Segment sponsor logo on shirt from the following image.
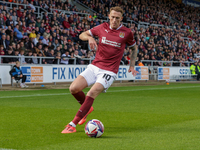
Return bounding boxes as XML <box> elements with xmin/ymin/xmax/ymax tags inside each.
<box><xmin>105</xmin><ymin>29</ymin><xmax>109</xmax><ymax>33</ymax></box>
<box><xmin>119</xmin><ymin>32</ymin><xmax>125</xmax><ymax>38</ymax></box>
<box><xmin>101</xmin><ymin>37</ymin><xmax>121</xmax><ymax>47</ymax></box>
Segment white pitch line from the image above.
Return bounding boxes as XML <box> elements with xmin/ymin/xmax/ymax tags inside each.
<box><xmin>0</xmin><ymin>93</ymin><xmax>70</xmax><ymax>99</ymax></box>
<box><xmin>0</xmin><ymin>85</ymin><xmax>200</xmax><ymax>99</ymax></box>
<box><xmin>108</xmin><ymin>85</ymin><xmax>200</xmax><ymax>93</ymax></box>
<box><xmin>0</xmin><ymin>149</ymin><xmax>16</xmax><ymax>150</ymax></box>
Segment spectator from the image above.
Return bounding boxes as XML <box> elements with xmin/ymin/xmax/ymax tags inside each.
<box><xmin>39</xmin><ymin>23</ymin><xmax>45</xmax><ymax>35</ymax></box>
<box><xmin>54</xmin><ymin>52</ymin><xmax>61</xmax><ymax>64</ymax></box>
<box><xmin>0</xmin><ymin>45</ymin><xmax>5</xmax><ymax>63</ymax></box>
<box><xmin>17</xmin><ymin>6</ymin><xmax>23</xmax><ymax>18</ymax></box>
<box><xmin>34</xmin><ymin>0</ymin><xmax>40</xmax><ymax>6</ymax></box>
<box><xmin>62</xmin><ymin>17</ymin><xmax>70</xmax><ymax>29</ymax></box>
<box><xmin>43</xmin><ymin>46</ymin><xmax>49</xmax><ymax>57</ymax></box>
<box><xmin>45</xmin><ymin>49</ymin><xmax>54</xmax><ymax>64</ymax></box>
<box><xmin>36</xmin><ymin>18</ymin><xmax>41</xmax><ymax>28</ymax></box>
<box><xmin>62</xmin><ymin>44</ymin><xmax>68</xmax><ymax>54</ymax></box>
<box><xmin>137</xmin><ymin>60</ymin><xmax>144</xmax><ymax>66</ymax></box>
<box><xmin>53</xmin><ymin>39</ymin><xmax>60</xmax><ymax>50</ymax></box>
<box><xmin>42</xmin><ymin>34</ymin><xmax>49</xmax><ymax>46</ymax></box>
<box><xmin>0</xmin><ymin>13</ymin><xmax>5</xmax><ymax>28</ymax></box>
<box><xmin>0</xmin><ymin>34</ymin><xmax>6</xmax><ymax>50</ymax></box>
<box><xmin>25</xmin><ymin>50</ymin><xmax>33</xmax><ymax>64</ymax></box>
<box><xmin>74</xmin><ymin>50</ymin><xmax>82</xmax><ymax>64</ymax></box>
<box><xmin>32</xmin><ymin>51</ymin><xmax>38</xmax><ymax>64</ymax></box>
<box><xmin>61</xmin><ymin>50</ymin><xmax>70</xmax><ymax>65</ymax></box>
<box><xmin>12</xmin><ymin>49</ymin><xmax>19</xmax><ymax>62</ymax></box>
<box><xmin>13</xmin><ymin>24</ymin><xmax>23</xmax><ymax>40</ymax></box>
<box><xmin>18</xmin><ymin>49</ymin><xmax>26</xmax><ymax>64</ymax></box>
<box><xmin>55</xmin><ymin>46</ymin><xmax>62</xmax><ymax>55</ymax></box>
<box><xmin>5</xmin><ymin>25</ymin><xmax>12</xmax><ymax>36</ymax></box>
<box><xmin>5</xmin><ymin>35</ymin><xmax>10</xmax><ymax>48</ymax></box>
<box><xmin>29</xmin><ymin>29</ymin><xmax>37</xmax><ymax>39</ymax></box>
<box><xmin>19</xmin><ymin>41</ymin><xmax>27</xmax><ymax>53</ymax></box>
<box><xmin>6</xmin><ymin>15</ymin><xmax>12</xmax><ymax>27</ymax></box>
<box><xmin>3</xmin><ymin>48</ymin><xmax>14</xmax><ymax>63</ymax></box>
<box><xmin>29</xmin><ymin>1</ymin><xmax>36</xmax><ymax>11</ymax></box>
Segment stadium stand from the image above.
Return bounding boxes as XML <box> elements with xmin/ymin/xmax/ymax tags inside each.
<box><xmin>0</xmin><ymin>0</ymin><xmax>199</xmax><ymax>67</ymax></box>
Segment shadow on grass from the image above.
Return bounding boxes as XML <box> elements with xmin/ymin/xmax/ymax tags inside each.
<box><xmin>100</xmin><ymin>135</ymin><xmax>124</xmax><ymax>139</ymax></box>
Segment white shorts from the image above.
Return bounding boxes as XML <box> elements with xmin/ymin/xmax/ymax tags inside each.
<box><xmin>80</xmin><ymin>64</ymin><xmax>117</xmax><ymax>92</ymax></box>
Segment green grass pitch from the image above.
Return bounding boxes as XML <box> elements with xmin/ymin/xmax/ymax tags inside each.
<box><xmin>0</xmin><ymin>83</ymin><xmax>200</xmax><ymax>150</ymax></box>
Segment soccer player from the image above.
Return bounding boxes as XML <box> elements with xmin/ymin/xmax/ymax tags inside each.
<box><xmin>61</xmin><ymin>6</ymin><xmax>138</xmax><ymax>133</ymax></box>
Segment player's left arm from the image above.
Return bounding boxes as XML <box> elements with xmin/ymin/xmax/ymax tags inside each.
<box><xmin>128</xmin><ymin>44</ymin><xmax>138</xmax><ymax>76</ymax></box>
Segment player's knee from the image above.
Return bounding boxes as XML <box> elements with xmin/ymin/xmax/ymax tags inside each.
<box><xmin>69</xmin><ymin>84</ymin><xmax>79</xmax><ymax>94</ymax></box>
<box><xmin>87</xmin><ymin>90</ymin><xmax>99</xmax><ymax>98</ymax></box>
<box><xmin>87</xmin><ymin>88</ymin><xmax>103</xmax><ymax>98</ymax></box>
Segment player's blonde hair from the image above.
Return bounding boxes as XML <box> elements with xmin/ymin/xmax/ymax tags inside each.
<box><xmin>110</xmin><ymin>6</ymin><xmax>124</xmax><ymax>15</ymax></box>
<box><xmin>16</xmin><ymin>61</ymin><xmax>20</xmax><ymax>64</ymax></box>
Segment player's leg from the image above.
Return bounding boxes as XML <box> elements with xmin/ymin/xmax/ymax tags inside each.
<box><xmin>63</xmin><ymin>71</ymin><xmax>116</xmax><ymax>133</ymax></box>
<box><xmin>61</xmin><ymin>66</ymin><xmax>96</xmax><ymax>133</ymax></box>
<box><xmin>86</xmin><ymin>82</ymin><xmax>105</xmax><ymax>98</ymax></box>
<box><xmin>61</xmin><ymin>76</ymin><xmax>89</xmax><ymax>134</ymax></box>
<box><xmin>67</xmin><ymin>83</ymin><xmax>104</xmax><ymax>128</ymax></box>
<box><xmin>69</xmin><ymin>64</ymin><xmax>97</xmax><ymax>104</ymax></box>
<box><xmin>76</xmin><ymin>82</ymin><xmax>104</xmax><ymax>125</ymax></box>
<box><xmin>69</xmin><ymin>75</ymin><xmax>88</xmax><ymax>105</ymax></box>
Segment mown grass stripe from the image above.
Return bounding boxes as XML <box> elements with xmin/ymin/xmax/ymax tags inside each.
<box><xmin>0</xmin><ymin>85</ymin><xmax>200</xmax><ymax>99</ymax></box>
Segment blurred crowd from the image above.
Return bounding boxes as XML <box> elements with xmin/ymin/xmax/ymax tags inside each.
<box><xmin>80</xmin><ymin>0</ymin><xmax>200</xmax><ymax>31</ymax></box>
<box><xmin>0</xmin><ymin>0</ymin><xmax>199</xmax><ymax>66</ymax></box>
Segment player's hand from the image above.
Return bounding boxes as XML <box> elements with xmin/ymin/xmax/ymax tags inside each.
<box><xmin>88</xmin><ymin>37</ymin><xmax>98</xmax><ymax>51</ymax></box>
<box><xmin>20</xmin><ymin>74</ymin><xmax>22</xmax><ymax>77</ymax></box>
<box><xmin>12</xmin><ymin>77</ymin><xmax>14</xmax><ymax>79</ymax></box>
<box><xmin>128</xmin><ymin>67</ymin><xmax>139</xmax><ymax>76</ymax></box>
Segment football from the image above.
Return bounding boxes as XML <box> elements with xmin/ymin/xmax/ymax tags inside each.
<box><xmin>85</xmin><ymin>119</ymin><xmax>104</xmax><ymax>138</ymax></box>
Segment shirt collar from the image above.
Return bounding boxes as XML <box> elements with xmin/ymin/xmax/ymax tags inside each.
<box><xmin>109</xmin><ymin>24</ymin><xmax>122</xmax><ymax>30</ymax></box>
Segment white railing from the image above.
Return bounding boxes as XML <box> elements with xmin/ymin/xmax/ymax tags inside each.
<box><xmin>170</xmin><ymin>74</ymin><xmax>197</xmax><ymax>80</ymax></box>
<box><xmin>0</xmin><ymin>55</ymin><xmax>127</xmax><ymax>66</ymax></box>
<box><xmin>0</xmin><ymin>55</ymin><xmax>195</xmax><ymax>67</ymax></box>
<box><xmin>49</xmin><ymin>8</ymin><xmax>90</xmax><ymax>16</ymax></box>
<box><xmin>0</xmin><ymin>55</ymin><xmax>77</xmax><ymax>65</ymax></box>
<box><xmin>74</xmin><ymin>0</ymin><xmax>97</xmax><ymax>14</ymax></box>
<box><xmin>141</xmin><ymin>60</ymin><xmax>193</xmax><ymax>67</ymax></box>
<box><xmin>181</xmin><ymin>37</ymin><xmax>200</xmax><ymax>47</ymax></box>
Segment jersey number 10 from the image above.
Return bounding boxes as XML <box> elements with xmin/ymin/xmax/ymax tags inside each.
<box><xmin>102</xmin><ymin>74</ymin><xmax>111</xmax><ymax>81</ymax></box>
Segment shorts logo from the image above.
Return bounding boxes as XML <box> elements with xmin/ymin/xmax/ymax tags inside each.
<box><xmin>119</xmin><ymin>32</ymin><xmax>125</xmax><ymax>38</ymax></box>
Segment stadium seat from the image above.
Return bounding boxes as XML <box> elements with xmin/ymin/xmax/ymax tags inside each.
<box><xmin>11</xmin><ymin>77</ymin><xmax>21</xmax><ymax>87</ymax></box>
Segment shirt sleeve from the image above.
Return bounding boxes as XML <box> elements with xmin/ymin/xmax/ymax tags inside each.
<box><xmin>126</xmin><ymin>31</ymin><xmax>136</xmax><ymax>47</ymax></box>
<box><xmin>89</xmin><ymin>24</ymin><xmax>102</xmax><ymax>37</ymax></box>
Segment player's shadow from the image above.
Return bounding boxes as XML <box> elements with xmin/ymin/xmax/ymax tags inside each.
<box><xmin>106</xmin><ymin>126</ymin><xmax>138</xmax><ymax>132</ymax></box>
<box><xmin>97</xmin><ymin>127</ymin><xmax>137</xmax><ymax>139</ymax></box>
<box><xmin>100</xmin><ymin>135</ymin><xmax>124</xmax><ymax>139</ymax></box>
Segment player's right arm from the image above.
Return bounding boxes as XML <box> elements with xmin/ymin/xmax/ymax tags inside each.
<box><xmin>79</xmin><ymin>30</ymin><xmax>98</xmax><ymax>51</ymax></box>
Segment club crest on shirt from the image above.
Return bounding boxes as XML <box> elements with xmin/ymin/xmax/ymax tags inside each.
<box><xmin>119</xmin><ymin>32</ymin><xmax>125</xmax><ymax>38</ymax></box>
